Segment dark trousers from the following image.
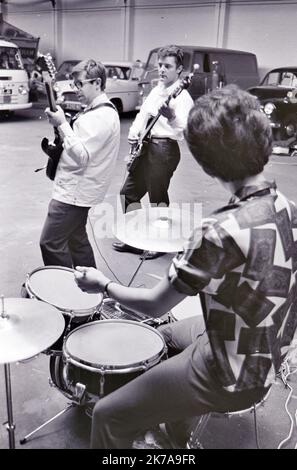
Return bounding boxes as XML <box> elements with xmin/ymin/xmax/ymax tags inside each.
<box><xmin>90</xmin><ymin>316</ymin><xmax>268</xmax><ymax>449</ymax></box>
<box><xmin>120</xmin><ymin>138</ymin><xmax>180</xmax><ymax>212</ymax></box>
<box><xmin>40</xmin><ymin>199</ymin><xmax>96</xmax><ymax>268</ymax></box>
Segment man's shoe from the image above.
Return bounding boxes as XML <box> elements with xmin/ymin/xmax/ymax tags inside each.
<box><xmin>140</xmin><ymin>251</ymin><xmax>165</xmax><ymax>260</ymax></box>
<box><xmin>112</xmin><ymin>241</ymin><xmax>143</xmax><ymax>254</ymax></box>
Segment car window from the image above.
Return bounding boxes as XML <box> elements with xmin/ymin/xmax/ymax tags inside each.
<box><xmin>280</xmin><ymin>72</ymin><xmax>297</xmax><ymax>87</ymax></box>
<box><xmin>105</xmin><ymin>66</ymin><xmax>131</xmax><ymax>80</ymax></box>
<box><xmin>56</xmin><ymin>61</ymin><xmax>80</xmax><ymax>80</ymax></box>
<box><xmin>263</xmin><ymin>72</ymin><xmax>280</xmax><ymax>86</ymax></box>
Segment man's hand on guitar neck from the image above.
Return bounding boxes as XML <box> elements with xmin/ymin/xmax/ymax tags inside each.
<box><xmin>158</xmin><ymin>102</ymin><xmax>176</xmax><ymax>122</ymax></box>
<box><xmin>45</xmin><ymin>105</ymin><xmax>67</xmax><ymax>128</ymax></box>
<box><xmin>128</xmin><ymin>132</ymin><xmax>139</xmax><ymax>146</ymax></box>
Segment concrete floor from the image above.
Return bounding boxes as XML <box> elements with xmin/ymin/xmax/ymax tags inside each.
<box><xmin>0</xmin><ymin>105</ymin><xmax>297</xmax><ymax>450</ymax></box>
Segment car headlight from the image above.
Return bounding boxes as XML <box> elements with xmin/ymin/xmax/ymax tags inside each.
<box><xmin>263</xmin><ymin>102</ymin><xmax>275</xmax><ymax>115</ymax></box>
<box><xmin>18</xmin><ymin>85</ymin><xmax>28</xmax><ymax>95</ymax></box>
<box><xmin>53</xmin><ymin>84</ymin><xmax>60</xmax><ymax>92</ymax></box>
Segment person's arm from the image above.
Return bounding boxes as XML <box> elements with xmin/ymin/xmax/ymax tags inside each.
<box><xmin>74</xmin><ymin>266</ymin><xmax>187</xmax><ymax>317</ymax></box>
<box><xmin>128</xmin><ymin>90</ymin><xmax>155</xmax><ymax>141</ymax></box>
<box><xmin>159</xmin><ymin>89</ymin><xmax>194</xmax><ymax>137</ymax></box>
<box><xmin>45</xmin><ymin>106</ymin><xmax>113</xmax><ymax>167</ymax></box>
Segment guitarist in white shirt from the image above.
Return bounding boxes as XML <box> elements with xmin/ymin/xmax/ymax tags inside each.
<box><xmin>112</xmin><ymin>45</ymin><xmax>193</xmax><ymax>260</ymax></box>
<box><xmin>40</xmin><ymin>59</ymin><xmax>120</xmax><ymax>268</ymax></box>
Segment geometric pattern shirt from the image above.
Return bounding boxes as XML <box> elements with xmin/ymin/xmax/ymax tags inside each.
<box><xmin>168</xmin><ymin>181</ymin><xmax>297</xmax><ymax>392</ymax></box>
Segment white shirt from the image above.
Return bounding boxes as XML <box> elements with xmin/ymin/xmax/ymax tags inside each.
<box><xmin>129</xmin><ymin>79</ymin><xmax>193</xmax><ymax>142</ymax></box>
<box><xmin>52</xmin><ymin>93</ymin><xmax>120</xmax><ymax>207</ymax></box>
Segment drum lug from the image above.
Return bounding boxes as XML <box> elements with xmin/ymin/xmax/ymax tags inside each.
<box><xmin>72</xmin><ymin>382</ymin><xmax>86</xmax><ymax>405</ymax></box>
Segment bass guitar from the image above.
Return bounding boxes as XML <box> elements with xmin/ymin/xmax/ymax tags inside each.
<box><xmin>126</xmin><ymin>74</ymin><xmax>193</xmax><ymax>175</ymax></box>
<box><xmin>36</xmin><ymin>53</ymin><xmax>63</xmax><ymax>181</ymax></box>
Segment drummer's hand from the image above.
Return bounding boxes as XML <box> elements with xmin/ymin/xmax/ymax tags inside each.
<box><xmin>45</xmin><ymin>105</ymin><xmax>67</xmax><ymax>127</ymax></box>
<box><xmin>74</xmin><ymin>266</ymin><xmax>109</xmax><ymax>294</ymax></box>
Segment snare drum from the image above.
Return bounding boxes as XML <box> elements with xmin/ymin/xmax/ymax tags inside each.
<box><xmin>26</xmin><ymin>266</ymin><xmax>103</xmax><ymax>353</ymax></box>
<box><xmin>50</xmin><ymin>319</ymin><xmax>167</xmax><ymax>403</ymax></box>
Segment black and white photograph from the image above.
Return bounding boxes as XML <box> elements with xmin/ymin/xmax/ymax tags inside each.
<box><xmin>0</xmin><ymin>0</ymin><xmax>297</xmax><ymax>454</ymax></box>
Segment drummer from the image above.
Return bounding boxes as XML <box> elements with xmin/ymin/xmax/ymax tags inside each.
<box><xmin>74</xmin><ymin>85</ymin><xmax>297</xmax><ymax>449</ymax></box>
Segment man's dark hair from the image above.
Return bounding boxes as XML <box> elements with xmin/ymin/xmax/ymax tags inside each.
<box><xmin>72</xmin><ymin>59</ymin><xmax>107</xmax><ymax>91</ymax></box>
<box><xmin>185</xmin><ymin>85</ymin><xmax>272</xmax><ymax>181</ymax></box>
<box><xmin>157</xmin><ymin>45</ymin><xmax>184</xmax><ymax>70</ymax></box>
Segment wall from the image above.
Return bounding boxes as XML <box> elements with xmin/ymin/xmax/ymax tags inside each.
<box><xmin>2</xmin><ymin>0</ymin><xmax>297</xmax><ymax>78</ymax></box>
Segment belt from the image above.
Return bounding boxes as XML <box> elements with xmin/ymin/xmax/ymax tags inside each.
<box><xmin>150</xmin><ymin>136</ymin><xmax>176</xmax><ymax>143</ymax></box>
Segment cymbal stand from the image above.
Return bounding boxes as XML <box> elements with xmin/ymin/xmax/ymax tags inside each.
<box><xmin>127</xmin><ymin>251</ymin><xmax>149</xmax><ymax>287</ymax></box>
<box><xmin>20</xmin><ymin>402</ymin><xmax>75</xmax><ymax>445</ymax></box>
<box><xmin>1</xmin><ymin>295</ymin><xmax>15</xmax><ymax>449</ymax></box>
<box><xmin>3</xmin><ymin>363</ymin><xmax>15</xmax><ymax>449</ymax></box>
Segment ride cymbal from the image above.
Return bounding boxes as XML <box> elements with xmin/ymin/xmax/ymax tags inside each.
<box><xmin>0</xmin><ymin>298</ymin><xmax>65</xmax><ymax>364</ymax></box>
<box><xmin>114</xmin><ymin>206</ymin><xmax>199</xmax><ymax>253</ymax></box>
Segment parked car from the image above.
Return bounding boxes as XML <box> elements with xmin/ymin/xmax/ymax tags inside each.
<box><xmin>53</xmin><ymin>60</ymin><xmax>144</xmax><ymax>114</ymax></box>
<box><xmin>248</xmin><ymin>67</ymin><xmax>297</xmax><ymax>155</ymax></box>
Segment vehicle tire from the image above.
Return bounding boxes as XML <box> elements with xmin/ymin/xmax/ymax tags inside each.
<box><xmin>110</xmin><ymin>99</ymin><xmax>123</xmax><ymax>114</ymax></box>
<box><xmin>283</xmin><ymin>114</ymin><xmax>297</xmax><ymax>140</ymax></box>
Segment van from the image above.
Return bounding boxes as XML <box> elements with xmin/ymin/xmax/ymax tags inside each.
<box><xmin>0</xmin><ymin>39</ymin><xmax>31</xmax><ymax>112</ymax></box>
<box><xmin>137</xmin><ymin>45</ymin><xmax>259</xmax><ymax>107</ymax></box>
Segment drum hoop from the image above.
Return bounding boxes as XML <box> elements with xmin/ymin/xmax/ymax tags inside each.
<box><xmin>64</xmin><ymin>319</ymin><xmax>167</xmax><ymax>372</ymax></box>
<box><xmin>26</xmin><ymin>265</ymin><xmax>102</xmax><ymax>316</ymax></box>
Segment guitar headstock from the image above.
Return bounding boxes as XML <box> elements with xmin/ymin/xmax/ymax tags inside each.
<box><xmin>37</xmin><ymin>53</ymin><xmax>57</xmax><ymax>83</ymax></box>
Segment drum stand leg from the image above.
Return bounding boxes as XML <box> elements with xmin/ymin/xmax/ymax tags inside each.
<box><xmin>19</xmin><ymin>402</ymin><xmax>75</xmax><ymax>445</ymax></box>
<box><xmin>127</xmin><ymin>253</ymin><xmax>147</xmax><ymax>287</ymax></box>
<box><xmin>3</xmin><ymin>363</ymin><xmax>15</xmax><ymax>449</ymax></box>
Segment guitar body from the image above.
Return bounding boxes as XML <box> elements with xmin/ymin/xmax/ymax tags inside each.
<box><xmin>127</xmin><ymin>141</ymin><xmax>148</xmax><ymax>175</ymax></box>
<box><xmin>41</xmin><ymin>136</ymin><xmax>63</xmax><ymax>181</ymax></box>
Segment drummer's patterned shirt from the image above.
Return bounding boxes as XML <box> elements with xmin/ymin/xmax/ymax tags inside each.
<box><xmin>168</xmin><ymin>181</ymin><xmax>297</xmax><ymax>392</ymax></box>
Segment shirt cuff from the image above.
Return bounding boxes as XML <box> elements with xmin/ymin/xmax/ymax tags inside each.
<box><xmin>58</xmin><ymin>121</ymin><xmax>73</xmax><ymax>139</ymax></box>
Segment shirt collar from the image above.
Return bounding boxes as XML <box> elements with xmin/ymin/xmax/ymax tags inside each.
<box><xmin>229</xmin><ymin>180</ymin><xmax>277</xmax><ymax>204</ymax></box>
<box><xmin>157</xmin><ymin>79</ymin><xmax>181</xmax><ymax>96</ymax></box>
<box><xmin>83</xmin><ymin>92</ymin><xmax>109</xmax><ymax>113</ymax></box>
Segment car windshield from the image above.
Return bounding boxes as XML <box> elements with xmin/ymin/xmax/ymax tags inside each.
<box><xmin>262</xmin><ymin>70</ymin><xmax>297</xmax><ymax>87</ymax></box>
<box><xmin>56</xmin><ymin>60</ymin><xmax>81</xmax><ymax>80</ymax></box>
<box><xmin>0</xmin><ymin>47</ymin><xmax>23</xmax><ymax>70</ymax></box>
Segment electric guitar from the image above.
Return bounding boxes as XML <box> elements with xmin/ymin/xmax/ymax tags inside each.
<box><xmin>37</xmin><ymin>53</ymin><xmax>63</xmax><ymax>181</ymax></box>
<box><xmin>126</xmin><ymin>74</ymin><xmax>193</xmax><ymax>175</ymax></box>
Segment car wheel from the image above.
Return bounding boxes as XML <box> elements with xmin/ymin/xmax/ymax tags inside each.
<box><xmin>110</xmin><ymin>99</ymin><xmax>123</xmax><ymax>114</ymax></box>
<box><xmin>284</xmin><ymin>114</ymin><xmax>297</xmax><ymax>139</ymax></box>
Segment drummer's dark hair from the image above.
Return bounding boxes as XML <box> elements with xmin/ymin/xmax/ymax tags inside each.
<box><xmin>185</xmin><ymin>85</ymin><xmax>272</xmax><ymax>181</ymax></box>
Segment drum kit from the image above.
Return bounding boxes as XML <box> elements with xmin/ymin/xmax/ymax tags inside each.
<box><xmin>0</xmin><ymin>207</ymin><xmax>199</xmax><ymax>448</ymax></box>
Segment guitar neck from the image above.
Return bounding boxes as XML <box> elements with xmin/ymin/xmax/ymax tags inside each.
<box><xmin>141</xmin><ymin>90</ymin><xmax>178</xmax><ymax>141</ymax></box>
<box><xmin>45</xmin><ymin>81</ymin><xmax>57</xmax><ymax>112</ymax></box>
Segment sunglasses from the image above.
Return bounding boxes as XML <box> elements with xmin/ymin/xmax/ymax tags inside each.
<box><xmin>70</xmin><ymin>78</ymin><xmax>96</xmax><ymax>90</ymax></box>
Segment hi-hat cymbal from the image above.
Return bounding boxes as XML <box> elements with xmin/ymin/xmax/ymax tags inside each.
<box><xmin>0</xmin><ymin>298</ymin><xmax>65</xmax><ymax>364</ymax></box>
<box><xmin>114</xmin><ymin>206</ymin><xmax>199</xmax><ymax>253</ymax></box>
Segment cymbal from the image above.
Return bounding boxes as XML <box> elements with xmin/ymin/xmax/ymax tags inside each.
<box><xmin>0</xmin><ymin>298</ymin><xmax>65</xmax><ymax>364</ymax></box>
<box><xmin>114</xmin><ymin>206</ymin><xmax>199</xmax><ymax>253</ymax></box>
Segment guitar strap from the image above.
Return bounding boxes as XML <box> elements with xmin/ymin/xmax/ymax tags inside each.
<box><xmin>71</xmin><ymin>101</ymin><xmax>117</xmax><ymax>127</ymax></box>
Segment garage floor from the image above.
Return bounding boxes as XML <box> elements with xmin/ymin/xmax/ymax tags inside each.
<box><xmin>0</xmin><ymin>105</ymin><xmax>297</xmax><ymax>450</ymax></box>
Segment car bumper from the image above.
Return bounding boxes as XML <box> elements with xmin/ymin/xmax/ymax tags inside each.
<box><xmin>0</xmin><ymin>102</ymin><xmax>32</xmax><ymax>111</ymax></box>
<box><xmin>61</xmin><ymin>100</ymin><xmax>82</xmax><ymax>112</ymax></box>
